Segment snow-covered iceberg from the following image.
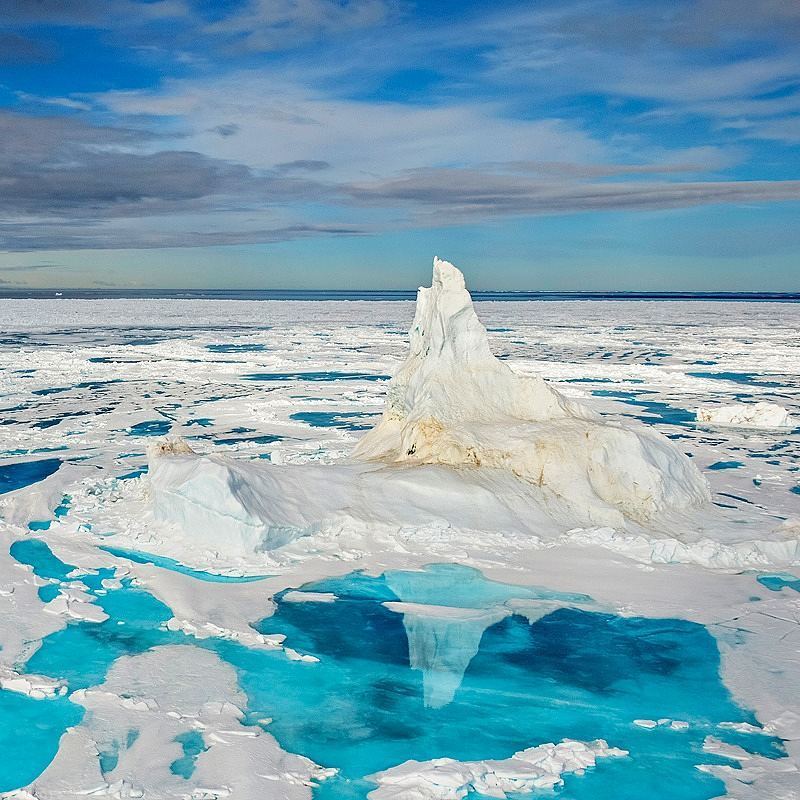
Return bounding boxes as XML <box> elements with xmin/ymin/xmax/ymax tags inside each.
<box><xmin>354</xmin><ymin>257</ymin><xmax>709</xmax><ymax>525</ymax></box>
<box><xmin>696</xmin><ymin>402</ymin><xmax>796</xmax><ymax>430</ymax></box>
<box><xmin>147</xmin><ymin>257</ymin><xmax>711</xmax><ymax>557</ymax></box>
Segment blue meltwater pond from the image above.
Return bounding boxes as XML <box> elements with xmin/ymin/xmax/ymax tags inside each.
<box><xmin>7</xmin><ymin>547</ymin><xmax>785</xmax><ymax>799</ymax></box>
<box><xmin>0</xmin><ymin>458</ymin><xmax>61</xmax><ymax>494</ymax></box>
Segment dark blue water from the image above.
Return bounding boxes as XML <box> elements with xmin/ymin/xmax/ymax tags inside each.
<box><xmin>10</xmin><ymin>547</ymin><xmax>784</xmax><ymax>800</ymax></box>
<box><xmin>290</xmin><ymin>411</ymin><xmax>379</xmax><ymax>431</ymax></box>
<box><xmin>127</xmin><ymin>420</ymin><xmax>172</xmax><ymax>437</ymax></box>
<box><xmin>591</xmin><ymin>390</ymin><xmax>694</xmax><ymax>426</ymax></box>
<box><xmin>118</xmin><ymin>466</ymin><xmax>148</xmax><ymax>480</ymax></box>
<box><xmin>0</xmin><ymin>458</ymin><xmax>61</xmax><ymax>494</ymax></box>
<box><xmin>206</xmin><ymin>343</ymin><xmax>267</xmax><ymax>353</ymax></box>
<box><xmin>708</xmin><ymin>461</ymin><xmax>745</xmax><ymax>471</ymax></box>
<box><xmin>688</xmin><ymin>372</ymin><xmax>785</xmax><ymax>389</ymax></box>
<box><xmin>214</xmin><ymin>434</ymin><xmax>282</xmax><ymax>446</ymax></box>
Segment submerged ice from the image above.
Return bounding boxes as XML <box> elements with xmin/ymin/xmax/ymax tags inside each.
<box><xmin>9</xmin><ymin>562</ymin><xmax>781</xmax><ymax>800</ymax></box>
<box><xmin>355</xmin><ymin>258</ymin><xmax>710</xmax><ymax>526</ymax></box>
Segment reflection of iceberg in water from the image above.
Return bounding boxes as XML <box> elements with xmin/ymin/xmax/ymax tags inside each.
<box><xmin>385</xmin><ymin>601</ymin><xmax>509</xmax><ymax>708</ymax></box>
<box><xmin>383</xmin><ymin>564</ymin><xmax>592</xmax><ymax>708</ymax></box>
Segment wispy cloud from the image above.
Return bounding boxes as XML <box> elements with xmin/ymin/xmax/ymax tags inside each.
<box><xmin>202</xmin><ymin>0</ymin><xmax>394</xmax><ymax>53</ymax></box>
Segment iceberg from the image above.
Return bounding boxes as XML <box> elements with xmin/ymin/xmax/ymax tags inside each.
<box><xmin>354</xmin><ymin>258</ymin><xmax>710</xmax><ymax>525</ymax></box>
<box><xmin>696</xmin><ymin>401</ymin><xmax>797</xmax><ymax>430</ymax></box>
<box><xmin>147</xmin><ymin>257</ymin><xmax>711</xmax><ymax>557</ymax></box>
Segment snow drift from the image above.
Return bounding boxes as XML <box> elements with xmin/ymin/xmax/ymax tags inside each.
<box><xmin>148</xmin><ymin>257</ymin><xmax>713</xmax><ymax>557</ymax></box>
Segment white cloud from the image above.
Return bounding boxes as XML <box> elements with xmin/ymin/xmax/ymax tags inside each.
<box><xmin>96</xmin><ymin>72</ymin><xmax>607</xmax><ymax>178</ymax></box>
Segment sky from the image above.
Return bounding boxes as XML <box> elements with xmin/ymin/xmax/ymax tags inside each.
<box><xmin>0</xmin><ymin>0</ymin><xmax>799</xmax><ymax>290</ymax></box>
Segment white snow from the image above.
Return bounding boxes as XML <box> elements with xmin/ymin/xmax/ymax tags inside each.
<box><xmin>0</xmin><ymin>668</ymin><xmax>66</xmax><ymax>700</ymax></box>
<box><xmin>367</xmin><ymin>739</ymin><xmax>628</xmax><ymax>799</ymax></box>
<box><xmin>281</xmin><ymin>590</ymin><xmax>338</xmax><ymax>603</ymax></box>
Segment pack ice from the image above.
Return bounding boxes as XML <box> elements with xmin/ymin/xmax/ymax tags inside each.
<box><xmin>148</xmin><ymin>258</ymin><xmax>713</xmax><ymax>556</ymax></box>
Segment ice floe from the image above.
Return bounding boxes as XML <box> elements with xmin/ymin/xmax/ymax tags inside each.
<box><xmin>366</xmin><ymin>739</ymin><xmax>628</xmax><ymax>799</ymax></box>
<box><xmin>696</xmin><ymin>401</ymin><xmax>796</xmax><ymax>430</ymax></box>
<box><xmin>5</xmin><ymin>646</ymin><xmax>334</xmax><ymax>799</ymax></box>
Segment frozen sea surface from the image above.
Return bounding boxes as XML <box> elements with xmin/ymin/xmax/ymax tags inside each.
<box><xmin>0</xmin><ymin>297</ymin><xmax>798</xmax><ymax>798</ymax></box>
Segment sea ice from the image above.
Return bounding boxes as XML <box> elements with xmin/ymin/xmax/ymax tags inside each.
<box><xmin>10</xmin><ymin>646</ymin><xmax>334</xmax><ymax>799</ymax></box>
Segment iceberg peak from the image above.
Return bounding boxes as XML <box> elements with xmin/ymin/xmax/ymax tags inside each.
<box><xmin>355</xmin><ymin>257</ymin><xmax>710</xmax><ymax>525</ymax></box>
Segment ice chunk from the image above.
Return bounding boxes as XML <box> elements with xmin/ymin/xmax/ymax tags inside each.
<box><xmin>696</xmin><ymin>402</ymin><xmax>796</xmax><ymax>430</ymax></box>
<box><xmin>384</xmin><ymin>601</ymin><xmax>509</xmax><ymax>708</ymax></box>
<box><xmin>367</xmin><ymin>738</ymin><xmax>628</xmax><ymax>799</ymax></box>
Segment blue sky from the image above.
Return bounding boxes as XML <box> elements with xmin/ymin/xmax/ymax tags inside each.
<box><xmin>0</xmin><ymin>0</ymin><xmax>799</xmax><ymax>289</ymax></box>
